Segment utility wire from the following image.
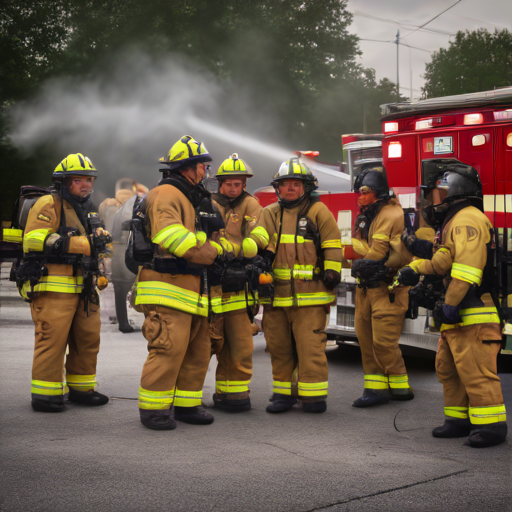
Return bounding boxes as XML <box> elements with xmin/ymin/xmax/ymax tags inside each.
<box><xmin>359</xmin><ymin>38</ymin><xmax>432</xmax><ymax>53</ymax></box>
<box><xmin>401</xmin><ymin>0</ymin><xmax>463</xmax><ymax>39</ymax></box>
<box><xmin>354</xmin><ymin>10</ymin><xmax>456</xmax><ymax>36</ymax></box>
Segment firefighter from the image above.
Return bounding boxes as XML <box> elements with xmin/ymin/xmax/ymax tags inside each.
<box><xmin>348</xmin><ymin>168</ymin><xmax>414</xmax><ymax>407</ymax></box>
<box><xmin>135</xmin><ymin>135</ymin><xmax>231</xmax><ymax>430</ymax></box>
<box><xmin>99</xmin><ymin>178</ymin><xmax>139</xmax><ymax>332</ymax></box>
<box><xmin>105</xmin><ymin>181</ymin><xmax>149</xmax><ymax>333</ymax></box>
<box><xmin>395</xmin><ymin>159</ymin><xmax>507</xmax><ymax>448</ymax></box>
<box><xmin>249</xmin><ymin>158</ymin><xmax>342</xmax><ymax>413</ymax></box>
<box><xmin>20</xmin><ymin>153</ymin><xmax>111</xmax><ymax>412</ymax></box>
<box><xmin>210</xmin><ymin>153</ymin><xmax>262</xmax><ymax>412</ymax></box>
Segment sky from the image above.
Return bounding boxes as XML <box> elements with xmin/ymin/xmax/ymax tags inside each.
<box><xmin>347</xmin><ymin>0</ymin><xmax>512</xmax><ymax>101</ymax></box>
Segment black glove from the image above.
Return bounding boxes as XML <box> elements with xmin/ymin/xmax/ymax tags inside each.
<box><xmin>51</xmin><ymin>235</ymin><xmax>69</xmax><ymax>254</ymax></box>
<box><xmin>433</xmin><ymin>302</ymin><xmax>462</xmax><ymax>326</ymax></box>
<box><xmin>91</xmin><ymin>229</ymin><xmax>113</xmax><ymax>253</ymax></box>
<box><xmin>396</xmin><ymin>266</ymin><xmax>421</xmax><ymax>287</ymax></box>
<box><xmin>401</xmin><ymin>230</ymin><xmax>433</xmax><ymax>260</ymax></box>
<box><xmin>323</xmin><ymin>269</ymin><xmax>341</xmax><ymax>290</ymax></box>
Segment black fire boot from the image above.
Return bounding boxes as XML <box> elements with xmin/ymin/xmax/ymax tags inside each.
<box><xmin>352</xmin><ymin>389</ymin><xmax>390</xmax><ymax>408</ymax></box>
<box><xmin>174</xmin><ymin>406</ymin><xmax>214</xmax><ymax>425</ymax></box>
<box><xmin>266</xmin><ymin>393</ymin><xmax>297</xmax><ymax>413</ymax></box>
<box><xmin>114</xmin><ymin>281</ymin><xmax>135</xmax><ymax>333</ymax></box>
<box><xmin>302</xmin><ymin>401</ymin><xmax>327</xmax><ymax>413</ymax></box>
<box><xmin>213</xmin><ymin>393</ymin><xmax>251</xmax><ymax>413</ymax></box>
<box><xmin>31</xmin><ymin>394</ymin><xmax>65</xmax><ymax>412</ymax></box>
<box><xmin>465</xmin><ymin>422</ymin><xmax>508</xmax><ymax>448</ymax></box>
<box><xmin>432</xmin><ymin>418</ymin><xmax>472</xmax><ymax>438</ymax></box>
<box><xmin>390</xmin><ymin>387</ymin><xmax>415</xmax><ymax>401</ymax></box>
<box><xmin>140</xmin><ymin>408</ymin><xmax>176</xmax><ymax>430</ymax></box>
<box><xmin>68</xmin><ymin>388</ymin><xmax>109</xmax><ymax>406</ymax></box>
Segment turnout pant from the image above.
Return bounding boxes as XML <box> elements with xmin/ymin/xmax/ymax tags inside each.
<box><xmin>354</xmin><ymin>284</ymin><xmax>409</xmax><ymax>393</ymax></box>
<box><xmin>213</xmin><ymin>311</ymin><xmax>254</xmax><ymax>399</ymax></box>
<box><xmin>437</xmin><ymin>323</ymin><xmax>506</xmax><ymax>426</ymax></box>
<box><xmin>139</xmin><ymin>306</ymin><xmax>211</xmax><ymax>410</ymax></box>
<box><xmin>263</xmin><ymin>305</ymin><xmax>328</xmax><ymax>402</ymax></box>
<box><xmin>31</xmin><ymin>291</ymin><xmax>101</xmax><ymax>400</ymax></box>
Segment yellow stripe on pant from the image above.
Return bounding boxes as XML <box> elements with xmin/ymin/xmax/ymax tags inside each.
<box><xmin>138</xmin><ymin>387</ymin><xmax>175</xmax><ymax>410</ymax></box>
<box><xmin>389</xmin><ymin>374</ymin><xmax>410</xmax><ymax>389</ymax></box>
<box><xmin>444</xmin><ymin>406</ymin><xmax>469</xmax><ymax>419</ymax></box>
<box><xmin>21</xmin><ymin>275</ymin><xmax>84</xmax><ymax>299</ymax></box>
<box><xmin>364</xmin><ymin>374</ymin><xmax>389</xmax><ymax>390</ymax></box>
<box><xmin>66</xmin><ymin>374</ymin><xmax>97</xmax><ymax>391</ymax></box>
<box><xmin>31</xmin><ymin>380</ymin><xmax>65</xmax><ymax>396</ymax></box>
<box><xmin>298</xmin><ymin>381</ymin><xmax>328</xmax><ymax>398</ymax></box>
<box><xmin>273</xmin><ymin>380</ymin><xmax>291</xmax><ymax>395</ymax></box>
<box><xmin>469</xmin><ymin>404</ymin><xmax>507</xmax><ymax>425</ymax></box>
<box><xmin>174</xmin><ymin>389</ymin><xmax>202</xmax><ymax>407</ymax></box>
<box><xmin>216</xmin><ymin>380</ymin><xmax>251</xmax><ymax>394</ymax></box>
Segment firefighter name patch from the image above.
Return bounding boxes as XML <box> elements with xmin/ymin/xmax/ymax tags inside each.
<box><xmin>37</xmin><ymin>213</ymin><xmax>51</xmax><ymax>222</ymax></box>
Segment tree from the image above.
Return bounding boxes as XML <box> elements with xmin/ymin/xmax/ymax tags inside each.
<box><xmin>423</xmin><ymin>29</ymin><xmax>512</xmax><ymax>98</ymax></box>
<box><xmin>0</xmin><ymin>1</ymin><xmax>400</xmax><ymax>218</ymax></box>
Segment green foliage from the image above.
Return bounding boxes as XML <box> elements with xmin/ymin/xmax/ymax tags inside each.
<box><xmin>0</xmin><ymin>0</ymin><xmax>400</xmax><ymax>219</ymax></box>
<box><xmin>423</xmin><ymin>29</ymin><xmax>512</xmax><ymax>98</ymax></box>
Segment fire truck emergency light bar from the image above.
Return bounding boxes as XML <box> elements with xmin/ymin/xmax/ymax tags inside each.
<box><xmin>494</xmin><ymin>109</ymin><xmax>512</xmax><ymax>121</ymax></box>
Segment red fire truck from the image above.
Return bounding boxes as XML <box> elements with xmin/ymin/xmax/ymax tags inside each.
<box><xmin>255</xmin><ymin>87</ymin><xmax>512</xmax><ymax>366</ymax></box>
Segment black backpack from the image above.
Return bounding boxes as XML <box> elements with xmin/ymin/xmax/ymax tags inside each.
<box><xmin>125</xmin><ymin>195</ymin><xmax>155</xmax><ymax>275</ymax></box>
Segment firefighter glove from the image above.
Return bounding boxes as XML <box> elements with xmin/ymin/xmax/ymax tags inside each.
<box><xmin>433</xmin><ymin>303</ymin><xmax>462</xmax><ymax>325</ymax></box>
<box><xmin>396</xmin><ymin>266</ymin><xmax>421</xmax><ymax>287</ymax></box>
<box><xmin>401</xmin><ymin>230</ymin><xmax>433</xmax><ymax>259</ymax></box>
<box><xmin>47</xmin><ymin>233</ymin><xmax>69</xmax><ymax>254</ymax></box>
<box><xmin>323</xmin><ymin>269</ymin><xmax>341</xmax><ymax>290</ymax></box>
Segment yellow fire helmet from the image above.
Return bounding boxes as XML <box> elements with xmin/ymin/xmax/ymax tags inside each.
<box><xmin>159</xmin><ymin>135</ymin><xmax>213</xmax><ymax>171</ymax></box>
<box><xmin>271</xmin><ymin>157</ymin><xmax>318</xmax><ymax>190</ymax></box>
<box><xmin>215</xmin><ymin>153</ymin><xmax>253</xmax><ymax>179</ymax></box>
<box><xmin>53</xmin><ymin>153</ymin><xmax>98</xmax><ymax>181</ymax></box>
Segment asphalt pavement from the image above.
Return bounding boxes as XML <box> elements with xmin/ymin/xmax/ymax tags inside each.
<box><xmin>0</xmin><ymin>272</ymin><xmax>511</xmax><ymax>512</ymax></box>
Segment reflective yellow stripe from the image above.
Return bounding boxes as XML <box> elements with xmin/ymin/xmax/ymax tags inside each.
<box><xmin>31</xmin><ymin>380</ymin><xmax>65</xmax><ymax>396</ymax></box>
<box><xmin>324</xmin><ymin>260</ymin><xmax>342</xmax><ymax>273</ymax></box>
<box><xmin>280</xmin><ymin>234</ymin><xmax>314</xmax><ymax>244</ymax></box>
<box><xmin>211</xmin><ymin>295</ymin><xmax>223</xmax><ymax>314</ymax></box>
<box><xmin>250</xmin><ymin>226</ymin><xmax>270</xmax><ymax>248</ymax></box>
<box><xmin>269</xmin><ymin>291</ymin><xmax>335</xmax><ymax>307</ymax></box>
<box><xmin>298</xmin><ymin>381</ymin><xmax>328</xmax><ymax>397</ymax></box>
<box><xmin>136</xmin><ymin>281</ymin><xmax>208</xmax><ymax>317</ymax></box>
<box><xmin>152</xmin><ymin>224</ymin><xmax>197</xmax><ymax>257</ymax></box>
<box><xmin>437</xmin><ymin>247</ymin><xmax>451</xmax><ymax>255</ymax></box>
<box><xmin>444</xmin><ymin>406</ymin><xmax>469</xmax><ymax>419</ymax></box>
<box><xmin>274</xmin><ymin>268</ymin><xmax>291</xmax><ymax>280</ymax></box>
<box><xmin>272</xmin><ymin>381</ymin><xmax>291</xmax><ymax>395</ymax></box>
<box><xmin>459</xmin><ymin>307</ymin><xmax>500</xmax><ymax>326</ymax></box>
<box><xmin>222</xmin><ymin>291</ymin><xmax>255</xmax><ymax>313</ymax></box>
<box><xmin>364</xmin><ymin>374</ymin><xmax>389</xmax><ymax>390</ymax></box>
<box><xmin>66</xmin><ymin>374</ymin><xmax>97</xmax><ymax>391</ymax></box>
<box><xmin>451</xmin><ymin>262</ymin><xmax>483</xmax><ymax>286</ymax></box>
<box><xmin>3</xmin><ymin>228</ymin><xmax>23</xmax><ymax>243</ymax></box>
<box><xmin>321</xmin><ymin>239</ymin><xmax>342</xmax><ymax>249</ymax></box>
<box><xmin>469</xmin><ymin>404</ymin><xmax>507</xmax><ymax>425</ymax></box>
<box><xmin>21</xmin><ymin>275</ymin><xmax>84</xmax><ymax>299</ymax></box>
<box><xmin>372</xmin><ymin>233</ymin><xmax>390</xmax><ymax>241</ymax></box>
<box><xmin>296</xmin><ymin>292</ymin><xmax>335</xmax><ymax>306</ymax></box>
<box><xmin>242</xmin><ymin>237</ymin><xmax>258</xmax><ymax>258</ymax></box>
<box><xmin>174</xmin><ymin>389</ymin><xmax>202</xmax><ymax>407</ymax></box>
<box><xmin>138</xmin><ymin>387</ymin><xmax>174</xmax><ymax>410</ymax></box>
<box><xmin>216</xmin><ymin>380</ymin><xmax>251</xmax><ymax>394</ymax></box>
<box><xmin>23</xmin><ymin>228</ymin><xmax>52</xmax><ymax>253</ymax></box>
<box><xmin>273</xmin><ymin>266</ymin><xmax>319</xmax><ymax>281</ymax></box>
<box><xmin>389</xmin><ymin>374</ymin><xmax>409</xmax><ymax>389</ymax></box>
